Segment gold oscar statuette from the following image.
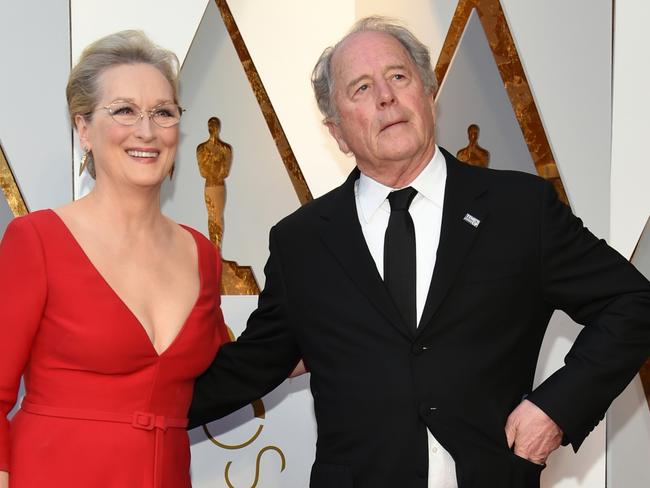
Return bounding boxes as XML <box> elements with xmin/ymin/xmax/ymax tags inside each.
<box><xmin>456</xmin><ymin>123</ymin><xmax>490</xmax><ymax>168</ymax></box>
<box><xmin>196</xmin><ymin>117</ymin><xmax>260</xmax><ymax>295</ymax></box>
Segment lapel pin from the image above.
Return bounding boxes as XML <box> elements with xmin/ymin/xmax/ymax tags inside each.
<box><xmin>463</xmin><ymin>213</ymin><xmax>480</xmax><ymax>228</ymax></box>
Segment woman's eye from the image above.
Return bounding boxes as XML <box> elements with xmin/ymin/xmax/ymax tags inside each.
<box><xmin>153</xmin><ymin>109</ymin><xmax>173</xmax><ymax>118</ymax></box>
<box><xmin>113</xmin><ymin>105</ymin><xmax>134</xmax><ymax>115</ymax></box>
<box><xmin>356</xmin><ymin>84</ymin><xmax>369</xmax><ymax>93</ymax></box>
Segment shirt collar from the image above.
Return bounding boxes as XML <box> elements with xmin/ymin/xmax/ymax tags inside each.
<box><xmin>356</xmin><ymin>145</ymin><xmax>447</xmax><ymax>223</ymax></box>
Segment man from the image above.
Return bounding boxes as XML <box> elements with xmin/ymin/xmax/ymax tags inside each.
<box><xmin>189</xmin><ymin>17</ymin><xmax>650</xmax><ymax>488</ymax></box>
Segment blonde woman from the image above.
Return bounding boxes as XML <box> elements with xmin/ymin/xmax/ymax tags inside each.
<box><xmin>0</xmin><ymin>31</ymin><xmax>229</xmax><ymax>488</ymax></box>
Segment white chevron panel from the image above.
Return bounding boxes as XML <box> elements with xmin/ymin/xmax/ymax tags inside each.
<box><xmin>356</xmin><ymin>0</ymin><xmax>457</xmax><ymax>65</ymax></box>
<box><xmin>227</xmin><ymin>0</ymin><xmax>355</xmax><ymax>198</ymax></box>
<box><xmin>611</xmin><ymin>1</ymin><xmax>650</xmax><ymax>259</ymax></box>
<box><xmin>0</xmin><ymin>0</ymin><xmax>72</xmax><ymax>211</ymax></box>
<box><xmin>70</xmin><ymin>0</ymin><xmax>209</xmax><ymax>65</ymax></box>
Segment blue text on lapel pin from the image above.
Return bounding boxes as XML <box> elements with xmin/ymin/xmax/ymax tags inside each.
<box><xmin>463</xmin><ymin>213</ymin><xmax>480</xmax><ymax>228</ymax></box>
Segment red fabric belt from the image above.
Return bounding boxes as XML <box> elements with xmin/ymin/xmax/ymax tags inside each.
<box><xmin>20</xmin><ymin>401</ymin><xmax>188</xmax><ymax>430</ymax></box>
<box><xmin>21</xmin><ymin>401</ymin><xmax>188</xmax><ymax>488</ymax></box>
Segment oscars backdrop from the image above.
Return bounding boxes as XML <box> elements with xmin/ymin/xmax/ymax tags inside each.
<box><xmin>1</xmin><ymin>1</ymin><xmax>649</xmax><ymax>487</ymax></box>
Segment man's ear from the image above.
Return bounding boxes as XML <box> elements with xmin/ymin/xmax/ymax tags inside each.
<box><xmin>74</xmin><ymin>114</ymin><xmax>91</xmax><ymax>151</ymax></box>
<box><xmin>325</xmin><ymin>119</ymin><xmax>350</xmax><ymax>154</ymax></box>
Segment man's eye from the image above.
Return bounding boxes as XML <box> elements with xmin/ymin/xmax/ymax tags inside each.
<box><xmin>393</xmin><ymin>73</ymin><xmax>405</xmax><ymax>80</ymax></box>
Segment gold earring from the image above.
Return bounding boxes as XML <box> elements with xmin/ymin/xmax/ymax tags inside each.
<box><xmin>79</xmin><ymin>150</ymin><xmax>90</xmax><ymax>176</ymax></box>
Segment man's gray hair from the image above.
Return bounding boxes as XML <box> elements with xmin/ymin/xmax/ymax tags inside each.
<box><xmin>311</xmin><ymin>16</ymin><xmax>438</xmax><ymax>121</ymax></box>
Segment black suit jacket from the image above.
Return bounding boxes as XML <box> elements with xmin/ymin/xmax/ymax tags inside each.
<box><xmin>189</xmin><ymin>148</ymin><xmax>650</xmax><ymax>488</ymax></box>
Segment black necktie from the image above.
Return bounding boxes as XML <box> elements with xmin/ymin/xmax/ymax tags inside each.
<box><xmin>384</xmin><ymin>187</ymin><xmax>418</xmax><ymax>332</ymax></box>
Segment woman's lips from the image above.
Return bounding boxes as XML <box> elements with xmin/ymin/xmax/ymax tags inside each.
<box><xmin>126</xmin><ymin>149</ymin><xmax>159</xmax><ymax>158</ymax></box>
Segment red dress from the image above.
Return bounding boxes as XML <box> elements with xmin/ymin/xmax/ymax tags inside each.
<box><xmin>0</xmin><ymin>210</ymin><xmax>228</xmax><ymax>487</ymax></box>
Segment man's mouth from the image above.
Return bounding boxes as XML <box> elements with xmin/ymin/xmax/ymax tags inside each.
<box><xmin>380</xmin><ymin>120</ymin><xmax>407</xmax><ymax>132</ymax></box>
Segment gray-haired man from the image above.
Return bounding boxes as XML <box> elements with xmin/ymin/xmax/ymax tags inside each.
<box><xmin>190</xmin><ymin>17</ymin><xmax>650</xmax><ymax>488</ymax></box>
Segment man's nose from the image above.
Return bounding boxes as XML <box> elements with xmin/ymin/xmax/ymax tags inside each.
<box><xmin>376</xmin><ymin>82</ymin><xmax>396</xmax><ymax>108</ymax></box>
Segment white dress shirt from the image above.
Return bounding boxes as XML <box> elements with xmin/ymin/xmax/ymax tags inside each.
<box><xmin>354</xmin><ymin>145</ymin><xmax>458</xmax><ymax>488</ymax></box>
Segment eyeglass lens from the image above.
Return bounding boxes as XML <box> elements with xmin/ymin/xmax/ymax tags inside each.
<box><xmin>107</xmin><ymin>102</ymin><xmax>182</xmax><ymax>128</ymax></box>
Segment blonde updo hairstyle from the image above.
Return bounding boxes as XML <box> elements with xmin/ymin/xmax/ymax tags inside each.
<box><xmin>66</xmin><ymin>30</ymin><xmax>180</xmax><ymax>178</ymax></box>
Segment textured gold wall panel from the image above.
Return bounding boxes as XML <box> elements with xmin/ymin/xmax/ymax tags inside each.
<box><xmin>214</xmin><ymin>0</ymin><xmax>312</xmax><ymax>206</ymax></box>
<box><xmin>0</xmin><ymin>141</ymin><xmax>28</xmax><ymax>217</ymax></box>
<box><xmin>436</xmin><ymin>0</ymin><xmax>569</xmax><ymax>205</ymax></box>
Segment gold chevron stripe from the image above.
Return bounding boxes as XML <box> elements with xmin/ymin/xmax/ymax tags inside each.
<box><xmin>0</xmin><ymin>141</ymin><xmax>28</xmax><ymax>217</ymax></box>
<box><xmin>435</xmin><ymin>0</ymin><xmax>569</xmax><ymax>205</ymax></box>
<box><xmin>214</xmin><ymin>0</ymin><xmax>313</xmax><ymax>205</ymax></box>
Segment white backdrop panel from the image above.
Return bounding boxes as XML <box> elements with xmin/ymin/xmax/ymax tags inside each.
<box><xmin>228</xmin><ymin>0</ymin><xmax>356</xmax><ymax>198</ymax></box>
<box><xmin>70</xmin><ymin>0</ymin><xmax>208</xmax><ymax>65</ymax></box>
<box><xmin>500</xmin><ymin>0</ymin><xmax>612</xmax><ymax>238</ymax></box>
<box><xmin>162</xmin><ymin>0</ymin><xmax>300</xmax><ymax>282</ymax></box>
<box><xmin>356</xmin><ymin>0</ymin><xmax>457</xmax><ymax>66</ymax></box>
<box><xmin>189</xmin><ymin>296</ymin><xmax>315</xmax><ymax>488</ymax></box>
<box><xmin>610</xmin><ymin>0</ymin><xmax>650</xmax><ymax>258</ymax></box>
<box><xmin>608</xmin><ymin>218</ymin><xmax>650</xmax><ymax>488</ymax></box>
<box><xmin>0</xmin><ymin>0</ymin><xmax>72</xmax><ymax>210</ymax></box>
<box><xmin>435</xmin><ymin>11</ymin><xmax>535</xmax><ymax>174</ymax></box>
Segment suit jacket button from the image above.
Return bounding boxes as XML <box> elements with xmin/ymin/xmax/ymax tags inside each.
<box><xmin>419</xmin><ymin>404</ymin><xmax>437</xmax><ymax>417</ymax></box>
<box><xmin>412</xmin><ymin>344</ymin><xmax>428</xmax><ymax>355</ymax></box>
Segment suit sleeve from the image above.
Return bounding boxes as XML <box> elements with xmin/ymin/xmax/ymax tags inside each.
<box><xmin>188</xmin><ymin>226</ymin><xmax>301</xmax><ymax>428</ymax></box>
<box><xmin>0</xmin><ymin>217</ymin><xmax>47</xmax><ymax>471</ymax></box>
<box><xmin>526</xmin><ymin>181</ymin><xmax>650</xmax><ymax>451</ymax></box>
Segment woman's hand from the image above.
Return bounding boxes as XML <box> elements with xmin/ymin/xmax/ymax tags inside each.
<box><xmin>0</xmin><ymin>470</ymin><xmax>9</xmax><ymax>488</ymax></box>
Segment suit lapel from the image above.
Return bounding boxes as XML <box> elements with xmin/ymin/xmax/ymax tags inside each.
<box><xmin>318</xmin><ymin>169</ymin><xmax>414</xmax><ymax>340</ymax></box>
<box><xmin>417</xmin><ymin>150</ymin><xmax>489</xmax><ymax>334</ymax></box>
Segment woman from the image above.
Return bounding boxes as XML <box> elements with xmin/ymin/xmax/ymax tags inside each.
<box><xmin>0</xmin><ymin>31</ymin><xmax>229</xmax><ymax>487</ymax></box>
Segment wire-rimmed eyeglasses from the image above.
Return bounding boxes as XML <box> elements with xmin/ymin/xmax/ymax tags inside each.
<box><xmin>95</xmin><ymin>101</ymin><xmax>185</xmax><ymax>128</ymax></box>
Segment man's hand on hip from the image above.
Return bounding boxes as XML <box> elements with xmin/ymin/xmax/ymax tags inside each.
<box><xmin>505</xmin><ymin>399</ymin><xmax>563</xmax><ymax>465</ymax></box>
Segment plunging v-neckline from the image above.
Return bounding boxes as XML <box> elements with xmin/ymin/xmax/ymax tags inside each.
<box><xmin>48</xmin><ymin>209</ymin><xmax>203</xmax><ymax>357</ymax></box>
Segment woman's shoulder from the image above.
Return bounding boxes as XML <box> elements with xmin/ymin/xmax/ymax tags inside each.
<box><xmin>0</xmin><ymin>210</ymin><xmax>61</xmax><ymax>261</ymax></box>
<box><xmin>178</xmin><ymin>223</ymin><xmax>210</xmax><ymax>242</ymax></box>
<box><xmin>4</xmin><ymin>209</ymin><xmax>59</xmax><ymax>235</ymax></box>
<box><xmin>175</xmin><ymin>223</ymin><xmax>224</xmax><ymax>290</ymax></box>
<box><xmin>176</xmin><ymin>222</ymin><xmax>220</xmax><ymax>263</ymax></box>
<box><xmin>176</xmin><ymin>223</ymin><xmax>214</xmax><ymax>249</ymax></box>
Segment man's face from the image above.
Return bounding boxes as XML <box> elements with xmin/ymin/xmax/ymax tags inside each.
<box><xmin>326</xmin><ymin>31</ymin><xmax>436</xmax><ymax>178</ymax></box>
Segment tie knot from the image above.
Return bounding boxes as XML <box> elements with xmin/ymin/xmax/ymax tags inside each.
<box><xmin>388</xmin><ymin>187</ymin><xmax>417</xmax><ymax>211</ymax></box>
